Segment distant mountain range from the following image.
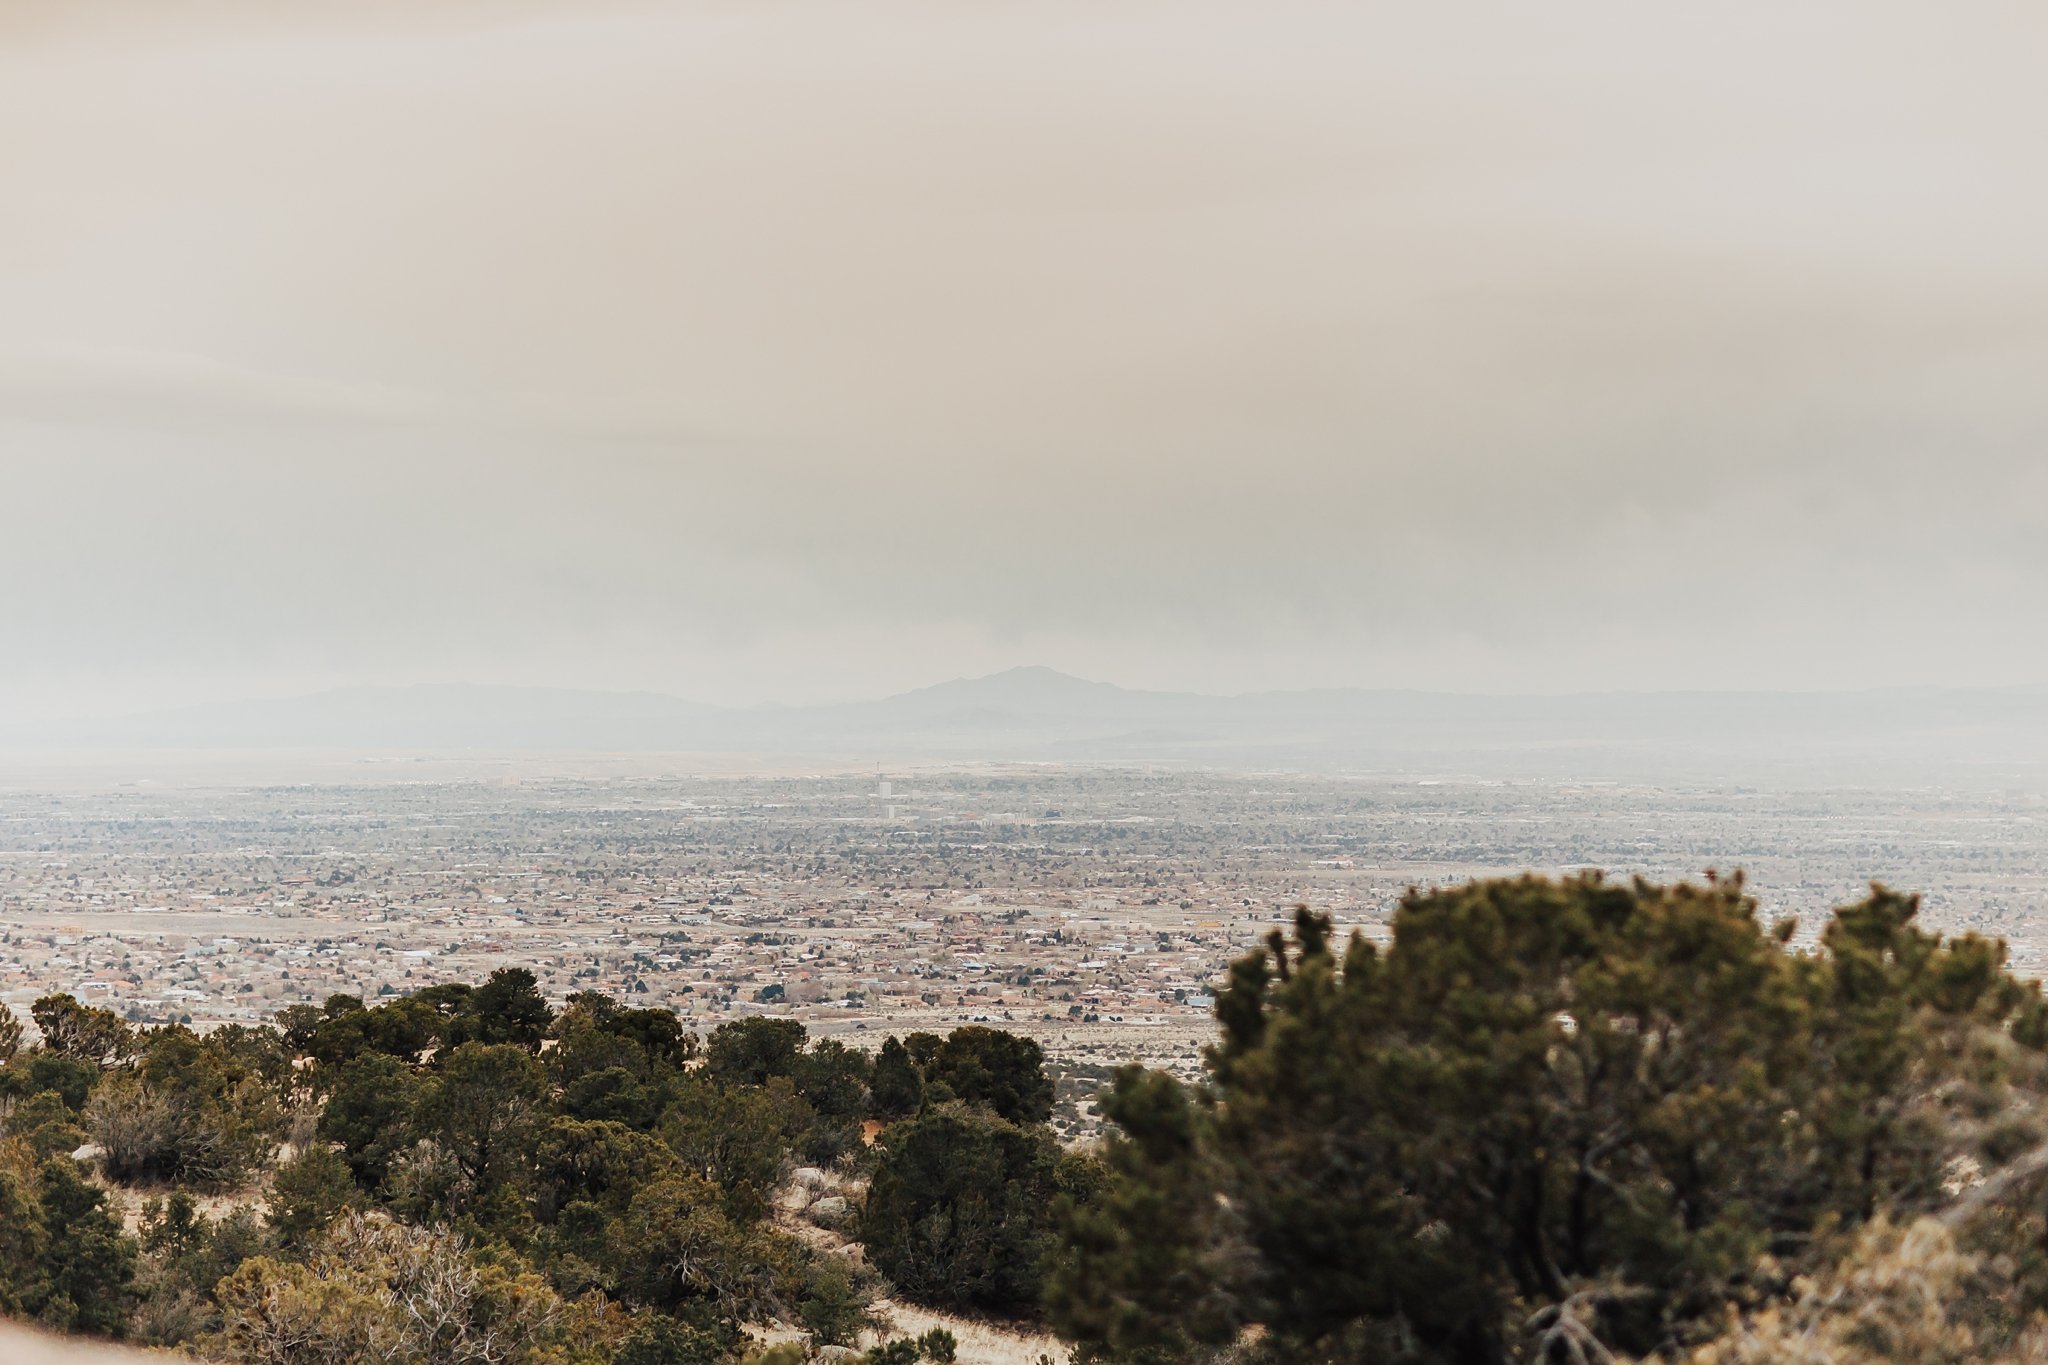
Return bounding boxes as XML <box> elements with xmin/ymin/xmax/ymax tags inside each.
<box><xmin>9</xmin><ymin>666</ymin><xmax>2048</xmax><ymax>782</ymax></box>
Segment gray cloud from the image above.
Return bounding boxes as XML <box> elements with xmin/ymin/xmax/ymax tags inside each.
<box><xmin>3</xmin><ymin>0</ymin><xmax>2046</xmax><ymax>718</ymax></box>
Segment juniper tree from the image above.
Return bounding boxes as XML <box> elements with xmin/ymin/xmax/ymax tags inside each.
<box><xmin>927</xmin><ymin>1026</ymin><xmax>1054</xmax><ymax>1125</ymax></box>
<box><xmin>1049</xmin><ymin>874</ymin><xmax>2048</xmax><ymax>1365</ymax></box>
<box><xmin>870</xmin><ymin>1036</ymin><xmax>925</xmax><ymax>1120</ymax></box>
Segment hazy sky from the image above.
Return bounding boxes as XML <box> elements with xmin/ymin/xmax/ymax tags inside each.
<box><xmin>4</xmin><ymin>0</ymin><xmax>2047</xmax><ymax>717</ymax></box>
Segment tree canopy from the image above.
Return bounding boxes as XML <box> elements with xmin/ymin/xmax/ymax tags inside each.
<box><xmin>1049</xmin><ymin>874</ymin><xmax>2048</xmax><ymax>1364</ymax></box>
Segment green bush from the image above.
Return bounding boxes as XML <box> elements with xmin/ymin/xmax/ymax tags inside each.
<box><xmin>1048</xmin><ymin>876</ymin><xmax>2048</xmax><ymax>1364</ymax></box>
<box><xmin>860</xmin><ymin>1105</ymin><xmax>1081</xmax><ymax>1312</ymax></box>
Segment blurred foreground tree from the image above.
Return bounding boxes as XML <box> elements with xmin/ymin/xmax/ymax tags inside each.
<box><xmin>1049</xmin><ymin>874</ymin><xmax>2048</xmax><ymax>1365</ymax></box>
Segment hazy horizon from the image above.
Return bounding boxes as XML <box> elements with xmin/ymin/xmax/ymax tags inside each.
<box><xmin>10</xmin><ymin>664</ymin><xmax>2048</xmax><ymax>797</ymax></box>
<box><xmin>6</xmin><ymin>1</ymin><xmax>2048</xmax><ymax>723</ymax></box>
<box><xmin>27</xmin><ymin>662</ymin><xmax>2048</xmax><ymax>731</ymax></box>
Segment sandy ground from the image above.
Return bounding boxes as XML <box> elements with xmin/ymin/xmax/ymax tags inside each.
<box><xmin>0</xmin><ymin>1321</ymin><xmax>183</xmax><ymax>1363</ymax></box>
<box><xmin>877</xmin><ymin>1303</ymin><xmax>1065</xmax><ymax>1365</ymax></box>
<box><xmin>770</xmin><ymin>1167</ymin><xmax>1066</xmax><ymax>1365</ymax></box>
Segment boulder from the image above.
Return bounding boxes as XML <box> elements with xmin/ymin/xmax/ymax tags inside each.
<box><xmin>807</xmin><ymin>1195</ymin><xmax>853</xmax><ymax>1229</ymax></box>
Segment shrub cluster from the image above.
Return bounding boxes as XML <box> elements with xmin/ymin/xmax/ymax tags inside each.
<box><xmin>0</xmin><ymin>970</ymin><xmax>1074</xmax><ymax>1365</ymax></box>
<box><xmin>19</xmin><ymin>874</ymin><xmax>2048</xmax><ymax>1365</ymax></box>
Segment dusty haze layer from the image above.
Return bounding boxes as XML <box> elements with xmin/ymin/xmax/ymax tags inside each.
<box><xmin>3</xmin><ymin>0</ymin><xmax>2046</xmax><ymax>718</ymax></box>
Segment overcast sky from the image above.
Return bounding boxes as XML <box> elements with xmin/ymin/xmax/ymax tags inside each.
<box><xmin>3</xmin><ymin>0</ymin><xmax>2046</xmax><ymax>718</ymax></box>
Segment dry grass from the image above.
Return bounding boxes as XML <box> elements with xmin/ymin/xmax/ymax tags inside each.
<box><xmin>92</xmin><ymin>1171</ymin><xmax>268</xmax><ymax>1237</ymax></box>
<box><xmin>874</xmin><ymin>1301</ymin><xmax>1067</xmax><ymax>1365</ymax></box>
<box><xmin>765</xmin><ymin>1164</ymin><xmax>1068</xmax><ymax>1365</ymax></box>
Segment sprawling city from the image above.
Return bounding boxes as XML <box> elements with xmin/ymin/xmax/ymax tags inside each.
<box><xmin>9</xmin><ymin>764</ymin><xmax>2048</xmax><ymax>1120</ymax></box>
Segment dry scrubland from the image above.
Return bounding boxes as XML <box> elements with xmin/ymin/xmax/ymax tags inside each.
<box><xmin>8</xmin><ymin>763</ymin><xmax>2048</xmax><ymax>1033</ymax></box>
<box><xmin>12</xmin><ymin>766</ymin><xmax>2048</xmax><ymax>1363</ymax></box>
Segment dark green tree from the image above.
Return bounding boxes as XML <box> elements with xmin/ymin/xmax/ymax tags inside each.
<box><xmin>707</xmin><ymin>1017</ymin><xmax>808</xmax><ymax>1086</ymax></box>
<box><xmin>859</xmin><ymin>1105</ymin><xmax>1081</xmax><ymax>1312</ymax></box>
<box><xmin>1044</xmin><ymin>1067</ymin><xmax>1237</xmax><ymax>1363</ymax></box>
<box><xmin>267</xmin><ymin>1144</ymin><xmax>358</xmax><ymax>1243</ymax></box>
<box><xmin>548</xmin><ymin>999</ymin><xmax>682</xmax><ymax>1131</ymax></box>
<box><xmin>531</xmin><ymin>1116</ymin><xmax>680</xmax><ymax>1224</ymax></box>
<box><xmin>316</xmin><ymin>1050</ymin><xmax>425</xmax><ymax>1189</ymax></box>
<box><xmin>928</xmin><ymin>1026</ymin><xmax>1053</xmax><ymax>1125</ymax></box>
<box><xmin>661</xmin><ymin>1075</ymin><xmax>804</xmax><ymax>1217</ymax></box>
<box><xmin>31</xmin><ymin>1156</ymin><xmax>139</xmax><ymax>1336</ymax></box>
<box><xmin>799</xmin><ymin>1257</ymin><xmax>879</xmax><ymax>1347</ymax></box>
<box><xmin>561</xmin><ymin>1065</ymin><xmax>663</xmax><ymax>1131</ymax></box>
<box><xmin>870</xmin><ymin>1036</ymin><xmax>924</xmax><ymax>1120</ymax></box>
<box><xmin>9</xmin><ymin>1052</ymin><xmax>96</xmax><ymax>1112</ymax></box>
<box><xmin>613</xmin><ymin>1311</ymin><xmax>734</xmax><ymax>1365</ymax></box>
<box><xmin>308</xmin><ymin>994</ymin><xmax>446</xmax><ymax>1068</ymax></box>
<box><xmin>452</xmin><ymin>966</ymin><xmax>553</xmax><ymax>1049</ymax></box>
<box><xmin>1049</xmin><ymin>876</ymin><xmax>2048</xmax><ymax>1365</ymax></box>
<box><xmin>902</xmin><ymin>1033</ymin><xmax>943</xmax><ymax>1070</ymax></box>
<box><xmin>414</xmin><ymin>1041</ymin><xmax>546</xmax><ymax>1203</ymax></box>
<box><xmin>796</xmin><ymin>1039</ymin><xmax>872</xmax><ymax>1124</ymax></box>
<box><xmin>275</xmin><ymin>1003</ymin><xmax>327</xmax><ymax>1056</ymax></box>
<box><xmin>795</xmin><ymin>1039</ymin><xmax>873</xmax><ymax>1162</ymax></box>
<box><xmin>605</xmin><ymin>1005</ymin><xmax>696</xmax><ymax>1069</ymax></box>
<box><xmin>0</xmin><ymin>1165</ymin><xmax>47</xmax><ymax>1318</ymax></box>
<box><xmin>203</xmin><ymin>1023</ymin><xmax>294</xmax><ymax>1088</ymax></box>
<box><xmin>86</xmin><ymin>1026</ymin><xmax>273</xmax><ymax>1187</ymax></box>
<box><xmin>603</xmin><ymin>1172</ymin><xmax>802</xmax><ymax>1323</ymax></box>
<box><xmin>130</xmin><ymin>1192</ymin><xmax>264</xmax><ymax>1349</ymax></box>
<box><xmin>4</xmin><ymin>1089</ymin><xmax>88</xmax><ymax>1159</ymax></box>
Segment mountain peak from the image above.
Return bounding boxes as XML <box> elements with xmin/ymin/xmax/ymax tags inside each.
<box><xmin>891</xmin><ymin>666</ymin><xmax>1127</xmax><ymax>705</ymax></box>
<box><xmin>974</xmin><ymin>664</ymin><xmax>1111</xmax><ymax>689</ymax></box>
